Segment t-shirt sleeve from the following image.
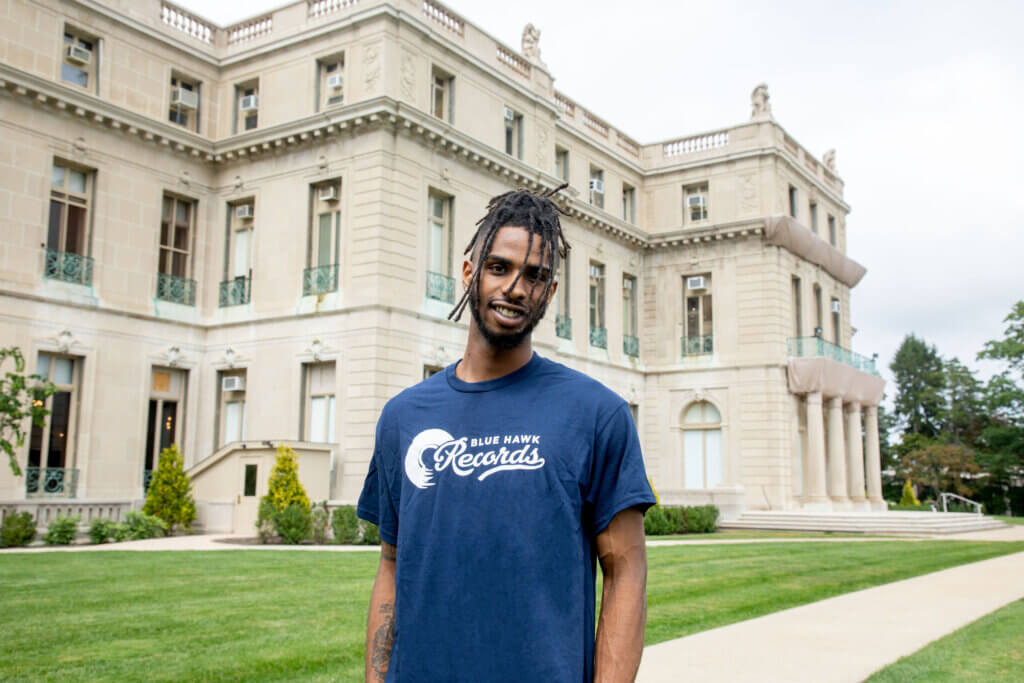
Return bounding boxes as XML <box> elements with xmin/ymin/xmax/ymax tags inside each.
<box><xmin>356</xmin><ymin>410</ymin><xmax>400</xmax><ymax>546</ymax></box>
<box><xmin>585</xmin><ymin>402</ymin><xmax>656</xmax><ymax>536</ymax></box>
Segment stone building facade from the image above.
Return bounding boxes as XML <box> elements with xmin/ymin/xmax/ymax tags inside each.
<box><xmin>0</xmin><ymin>0</ymin><xmax>884</xmax><ymax>531</ymax></box>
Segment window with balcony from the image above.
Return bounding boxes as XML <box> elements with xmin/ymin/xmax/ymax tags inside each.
<box><xmin>554</xmin><ymin>147</ymin><xmax>569</xmax><ymax>182</ymax></box>
<box><xmin>684</xmin><ymin>183</ymin><xmax>708</xmax><ymax>224</ymax></box>
<box><xmin>828</xmin><ymin>214</ymin><xmax>837</xmax><ymax>246</ymax></box>
<box><xmin>809</xmin><ymin>202</ymin><xmax>818</xmax><ymax>234</ymax></box>
<box><xmin>788</xmin><ymin>184</ymin><xmax>798</xmax><ymax>219</ymax></box>
<box><xmin>589</xmin><ymin>167</ymin><xmax>604</xmax><ymax>209</ymax></box>
<box><xmin>431</xmin><ymin>66</ymin><xmax>453</xmax><ymax>122</ymax></box>
<box><xmin>426</xmin><ymin>190</ymin><xmax>454</xmax><ymax>304</ymax></box>
<box><xmin>305</xmin><ymin>181</ymin><xmax>342</xmax><ymax>295</ymax></box>
<box><xmin>792</xmin><ymin>276</ymin><xmax>803</xmax><ymax>338</ymax></box>
<box><xmin>221</xmin><ymin>201</ymin><xmax>254</xmax><ymax>307</ymax></box>
<box><xmin>504</xmin><ymin>106</ymin><xmax>523</xmax><ymax>159</ymax></box>
<box><xmin>61</xmin><ymin>27</ymin><xmax>97</xmax><ymax>91</ymax></box>
<box><xmin>555</xmin><ymin>251</ymin><xmax>571</xmax><ymax>339</ymax></box>
<box><xmin>27</xmin><ymin>353</ymin><xmax>81</xmax><ymax>497</ymax></box>
<box><xmin>813</xmin><ymin>284</ymin><xmax>823</xmax><ymax>337</ymax></box>
<box><xmin>144</xmin><ymin>367</ymin><xmax>186</xmax><ymax>492</ymax></box>
<box><xmin>589</xmin><ymin>261</ymin><xmax>606</xmax><ymax>348</ymax></box>
<box><xmin>158</xmin><ymin>194</ymin><xmax>196</xmax><ymax>305</ymax></box>
<box><xmin>217</xmin><ymin>369</ymin><xmax>246</xmax><ymax>447</ymax></box>
<box><xmin>302</xmin><ymin>362</ymin><xmax>336</xmax><ymax>443</ymax></box>
<box><xmin>168</xmin><ymin>73</ymin><xmax>200</xmax><ymax>132</ymax></box>
<box><xmin>683</xmin><ymin>274</ymin><xmax>713</xmax><ymax>355</ymax></box>
<box><xmin>234</xmin><ymin>81</ymin><xmax>259</xmax><ymax>133</ymax></box>
<box><xmin>682</xmin><ymin>401</ymin><xmax>722</xmax><ymax>489</ymax></box>
<box><xmin>318</xmin><ymin>54</ymin><xmax>345</xmax><ymax>110</ymax></box>
<box><xmin>831</xmin><ymin>297</ymin><xmax>841</xmax><ymax>345</ymax></box>
<box><xmin>622</xmin><ymin>184</ymin><xmax>636</xmax><ymax>224</ymax></box>
<box><xmin>46</xmin><ymin>162</ymin><xmax>93</xmax><ymax>286</ymax></box>
<box><xmin>623</xmin><ymin>274</ymin><xmax>638</xmax><ymax>357</ymax></box>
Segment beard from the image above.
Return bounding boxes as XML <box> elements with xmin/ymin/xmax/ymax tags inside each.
<box><xmin>468</xmin><ymin>286</ymin><xmax>548</xmax><ymax>350</ymax></box>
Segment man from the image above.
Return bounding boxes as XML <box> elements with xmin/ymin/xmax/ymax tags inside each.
<box><xmin>358</xmin><ymin>186</ymin><xmax>655</xmax><ymax>682</ymax></box>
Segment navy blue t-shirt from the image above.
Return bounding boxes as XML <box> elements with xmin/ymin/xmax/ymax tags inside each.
<box><xmin>357</xmin><ymin>353</ymin><xmax>655</xmax><ymax>682</ymax></box>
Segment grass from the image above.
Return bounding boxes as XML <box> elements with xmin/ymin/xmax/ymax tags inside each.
<box><xmin>994</xmin><ymin>515</ymin><xmax>1024</xmax><ymax>525</ymax></box>
<box><xmin>1</xmin><ymin>541</ymin><xmax>1021</xmax><ymax>681</ymax></box>
<box><xmin>650</xmin><ymin>529</ymin><xmax>888</xmax><ymax>541</ymax></box>
<box><xmin>866</xmin><ymin>599</ymin><xmax>1024</xmax><ymax>681</ymax></box>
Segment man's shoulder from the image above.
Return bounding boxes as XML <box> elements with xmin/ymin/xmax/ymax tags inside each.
<box><xmin>379</xmin><ymin>367</ymin><xmax>452</xmax><ymax>418</ymax></box>
<box><xmin>534</xmin><ymin>355</ymin><xmax>628</xmax><ymax>413</ymax></box>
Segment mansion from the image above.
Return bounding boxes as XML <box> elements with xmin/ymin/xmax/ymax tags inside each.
<box><xmin>0</xmin><ymin>0</ymin><xmax>885</xmax><ymax>532</ymax></box>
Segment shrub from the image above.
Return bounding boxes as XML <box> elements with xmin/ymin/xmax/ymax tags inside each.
<box><xmin>88</xmin><ymin>518</ymin><xmax>119</xmax><ymax>544</ymax></box>
<box><xmin>888</xmin><ymin>503</ymin><xmax>932</xmax><ymax>511</ymax></box>
<box><xmin>664</xmin><ymin>506</ymin><xmax>685</xmax><ymax>534</ymax></box>
<box><xmin>44</xmin><ymin>515</ymin><xmax>80</xmax><ymax>545</ymax></box>
<box><xmin>331</xmin><ymin>506</ymin><xmax>360</xmax><ymax>544</ymax></box>
<box><xmin>1</xmin><ymin>511</ymin><xmax>37</xmax><ymax>547</ymax></box>
<box><xmin>684</xmin><ymin>505</ymin><xmax>720</xmax><ymax>533</ymax></box>
<box><xmin>362</xmin><ymin>520</ymin><xmax>380</xmax><ymax>546</ymax></box>
<box><xmin>111</xmin><ymin>521</ymin><xmax>132</xmax><ymax>542</ymax></box>
<box><xmin>276</xmin><ymin>503</ymin><xmax>312</xmax><ymax>544</ymax></box>
<box><xmin>122</xmin><ymin>511</ymin><xmax>167</xmax><ymax>540</ymax></box>
<box><xmin>643</xmin><ymin>505</ymin><xmax>674</xmax><ymax>536</ymax></box>
<box><xmin>256</xmin><ymin>498</ymin><xmax>278</xmax><ymax>544</ymax></box>
<box><xmin>258</xmin><ymin>446</ymin><xmax>311</xmax><ymax>544</ymax></box>
<box><xmin>311</xmin><ymin>501</ymin><xmax>329</xmax><ymax>545</ymax></box>
<box><xmin>142</xmin><ymin>444</ymin><xmax>196</xmax><ymax>535</ymax></box>
<box><xmin>900</xmin><ymin>479</ymin><xmax>921</xmax><ymax>506</ymax></box>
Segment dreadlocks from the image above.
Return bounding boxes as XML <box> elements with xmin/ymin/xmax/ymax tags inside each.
<box><xmin>448</xmin><ymin>183</ymin><xmax>571</xmax><ymax>330</ymax></box>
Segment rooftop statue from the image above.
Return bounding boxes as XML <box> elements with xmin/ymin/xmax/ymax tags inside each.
<box><xmin>522</xmin><ymin>23</ymin><xmax>542</xmax><ymax>62</ymax></box>
<box><xmin>751</xmin><ymin>83</ymin><xmax>772</xmax><ymax>120</ymax></box>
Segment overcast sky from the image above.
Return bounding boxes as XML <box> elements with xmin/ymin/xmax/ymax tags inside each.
<box><xmin>183</xmin><ymin>0</ymin><xmax>1024</xmax><ymax>392</ymax></box>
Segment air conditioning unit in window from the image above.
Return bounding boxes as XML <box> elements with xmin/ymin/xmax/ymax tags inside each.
<box><xmin>504</xmin><ymin>107</ymin><xmax>515</xmax><ymax>122</ymax></box>
<box><xmin>318</xmin><ymin>185</ymin><xmax>339</xmax><ymax>202</ymax></box>
<box><xmin>171</xmin><ymin>87</ymin><xmax>198</xmax><ymax>110</ymax></box>
<box><xmin>66</xmin><ymin>44</ymin><xmax>91</xmax><ymax>65</ymax></box>
<box><xmin>239</xmin><ymin>95</ymin><xmax>258</xmax><ymax>111</ymax></box>
<box><xmin>831</xmin><ymin>300</ymin><xmax>841</xmax><ymax>313</ymax></box>
<box><xmin>236</xmin><ymin>205</ymin><xmax>254</xmax><ymax>219</ymax></box>
<box><xmin>589</xmin><ymin>179</ymin><xmax>604</xmax><ymax>193</ymax></box>
<box><xmin>222</xmin><ymin>376</ymin><xmax>245</xmax><ymax>392</ymax></box>
<box><xmin>687</xmin><ymin>276</ymin><xmax>707</xmax><ymax>290</ymax></box>
<box><xmin>327</xmin><ymin>74</ymin><xmax>344</xmax><ymax>90</ymax></box>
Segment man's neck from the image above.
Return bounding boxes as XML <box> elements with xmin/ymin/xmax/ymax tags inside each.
<box><xmin>456</xmin><ymin>324</ymin><xmax>534</xmax><ymax>383</ymax></box>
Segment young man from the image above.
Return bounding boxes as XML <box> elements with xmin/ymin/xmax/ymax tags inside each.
<box><xmin>358</xmin><ymin>187</ymin><xmax>655</xmax><ymax>682</ymax></box>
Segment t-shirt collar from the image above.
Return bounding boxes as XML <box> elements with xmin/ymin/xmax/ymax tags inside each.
<box><xmin>446</xmin><ymin>352</ymin><xmax>542</xmax><ymax>393</ymax></box>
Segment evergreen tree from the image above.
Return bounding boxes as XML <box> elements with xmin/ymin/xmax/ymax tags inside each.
<box><xmin>142</xmin><ymin>443</ymin><xmax>196</xmax><ymax>534</ymax></box>
<box><xmin>890</xmin><ymin>334</ymin><xmax>945</xmax><ymax>438</ymax></box>
<box><xmin>941</xmin><ymin>357</ymin><xmax>985</xmax><ymax>445</ymax></box>
<box><xmin>263</xmin><ymin>445</ymin><xmax>310</xmax><ymax>514</ymax></box>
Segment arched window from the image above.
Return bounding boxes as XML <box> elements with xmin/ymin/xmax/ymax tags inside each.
<box><xmin>682</xmin><ymin>401</ymin><xmax>722</xmax><ymax>489</ymax></box>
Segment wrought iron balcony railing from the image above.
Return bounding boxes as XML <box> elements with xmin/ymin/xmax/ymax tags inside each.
<box><xmin>156</xmin><ymin>272</ymin><xmax>196</xmax><ymax>306</ymax></box>
<box><xmin>44</xmin><ymin>249</ymin><xmax>93</xmax><ymax>286</ymax></box>
<box><xmin>556</xmin><ymin>315</ymin><xmax>572</xmax><ymax>340</ymax></box>
<box><xmin>425</xmin><ymin>271</ymin><xmax>455</xmax><ymax>304</ymax></box>
<box><xmin>623</xmin><ymin>335</ymin><xmax>640</xmax><ymax>357</ymax></box>
<box><xmin>219</xmin><ymin>276</ymin><xmax>251</xmax><ymax>307</ymax></box>
<box><xmin>787</xmin><ymin>337</ymin><xmax>879</xmax><ymax>375</ymax></box>
<box><xmin>590</xmin><ymin>325</ymin><xmax>607</xmax><ymax>349</ymax></box>
<box><xmin>303</xmin><ymin>264</ymin><xmax>339</xmax><ymax>296</ymax></box>
<box><xmin>682</xmin><ymin>334</ymin><xmax>714</xmax><ymax>356</ymax></box>
<box><xmin>143</xmin><ymin>469</ymin><xmax>154</xmax><ymax>492</ymax></box>
<box><xmin>25</xmin><ymin>467</ymin><xmax>79</xmax><ymax>498</ymax></box>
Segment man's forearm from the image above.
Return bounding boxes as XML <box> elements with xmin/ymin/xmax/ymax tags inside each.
<box><xmin>365</xmin><ymin>542</ymin><xmax>397</xmax><ymax>683</ymax></box>
<box><xmin>594</xmin><ymin>509</ymin><xmax>648</xmax><ymax>683</ymax></box>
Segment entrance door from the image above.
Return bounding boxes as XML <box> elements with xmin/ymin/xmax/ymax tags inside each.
<box><xmin>234</xmin><ymin>455</ymin><xmax>263</xmax><ymax>534</ymax></box>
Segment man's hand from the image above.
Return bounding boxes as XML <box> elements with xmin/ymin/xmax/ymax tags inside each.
<box><xmin>366</xmin><ymin>541</ymin><xmax>397</xmax><ymax>682</ymax></box>
<box><xmin>594</xmin><ymin>508</ymin><xmax>648</xmax><ymax>683</ymax></box>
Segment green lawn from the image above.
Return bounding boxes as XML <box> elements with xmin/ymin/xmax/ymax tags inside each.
<box><xmin>1</xmin><ymin>541</ymin><xmax>1021</xmax><ymax>681</ymax></box>
<box><xmin>994</xmin><ymin>515</ymin><xmax>1024</xmax><ymax>525</ymax></box>
<box><xmin>866</xmin><ymin>599</ymin><xmax>1024</xmax><ymax>681</ymax></box>
<box><xmin>651</xmin><ymin>529</ymin><xmax>889</xmax><ymax>541</ymax></box>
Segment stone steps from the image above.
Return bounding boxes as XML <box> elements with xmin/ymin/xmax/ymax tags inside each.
<box><xmin>720</xmin><ymin>511</ymin><xmax>1007</xmax><ymax>535</ymax></box>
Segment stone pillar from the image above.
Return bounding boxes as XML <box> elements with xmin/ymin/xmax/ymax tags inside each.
<box><xmin>826</xmin><ymin>396</ymin><xmax>850</xmax><ymax>507</ymax></box>
<box><xmin>803</xmin><ymin>392</ymin><xmax>829</xmax><ymax>508</ymax></box>
<box><xmin>864</xmin><ymin>405</ymin><xmax>885</xmax><ymax>510</ymax></box>
<box><xmin>845</xmin><ymin>402</ymin><xmax>867</xmax><ymax>508</ymax></box>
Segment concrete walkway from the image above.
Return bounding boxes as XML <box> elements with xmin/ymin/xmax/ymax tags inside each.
<box><xmin>637</xmin><ymin>548</ymin><xmax>1024</xmax><ymax>682</ymax></box>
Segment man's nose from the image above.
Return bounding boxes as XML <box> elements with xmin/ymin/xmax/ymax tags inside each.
<box><xmin>503</xmin><ymin>272</ymin><xmax>529</xmax><ymax>301</ymax></box>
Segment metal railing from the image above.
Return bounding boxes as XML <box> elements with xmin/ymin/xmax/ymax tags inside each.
<box><xmin>44</xmin><ymin>249</ymin><xmax>93</xmax><ymax>286</ymax></box>
<box><xmin>940</xmin><ymin>492</ymin><xmax>983</xmax><ymax>514</ymax></box>
<box><xmin>219</xmin><ymin>276</ymin><xmax>251</xmax><ymax>307</ymax></box>
<box><xmin>556</xmin><ymin>315</ymin><xmax>572</xmax><ymax>340</ymax></box>
<box><xmin>682</xmin><ymin>334</ymin><xmax>714</xmax><ymax>356</ymax></box>
<box><xmin>303</xmin><ymin>264</ymin><xmax>339</xmax><ymax>296</ymax></box>
<box><xmin>590</xmin><ymin>326</ymin><xmax>607</xmax><ymax>349</ymax></box>
<box><xmin>623</xmin><ymin>335</ymin><xmax>639</xmax><ymax>357</ymax></box>
<box><xmin>425</xmin><ymin>271</ymin><xmax>454</xmax><ymax>304</ymax></box>
<box><xmin>156</xmin><ymin>273</ymin><xmax>196</xmax><ymax>306</ymax></box>
<box><xmin>143</xmin><ymin>469</ymin><xmax>154</xmax><ymax>492</ymax></box>
<box><xmin>787</xmin><ymin>337</ymin><xmax>879</xmax><ymax>375</ymax></box>
<box><xmin>25</xmin><ymin>467</ymin><xmax>79</xmax><ymax>498</ymax></box>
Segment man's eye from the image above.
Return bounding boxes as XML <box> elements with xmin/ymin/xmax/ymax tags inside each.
<box><xmin>489</xmin><ymin>263</ymin><xmax>506</xmax><ymax>274</ymax></box>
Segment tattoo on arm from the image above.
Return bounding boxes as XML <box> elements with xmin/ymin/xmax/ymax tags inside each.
<box><xmin>371</xmin><ymin>602</ymin><xmax>395</xmax><ymax>682</ymax></box>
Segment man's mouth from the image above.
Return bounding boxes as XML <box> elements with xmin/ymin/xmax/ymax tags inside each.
<box><xmin>490</xmin><ymin>302</ymin><xmax>526</xmax><ymax>324</ymax></box>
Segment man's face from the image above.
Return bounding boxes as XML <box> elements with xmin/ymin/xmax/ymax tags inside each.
<box><xmin>464</xmin><ymin>225</ymin><xmax>558</xmax><ymax>351</ymax></box>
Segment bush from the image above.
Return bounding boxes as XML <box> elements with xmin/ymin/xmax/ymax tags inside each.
<box><xmin>258</xmin><ymin>446</ymin><xmax>311</xmax><ymax>544</ymax></box>
<box><xmin>1</xmin><ymin>511</ymin><xmax>37</xmax><ymax>548</ymax></box>
<box><xmin>275</xmin><ymin>503</ymin><xmax>312</xmax><ymax>544</ymax></box>
<box><xmin>121</xmin><ymin>511</ymin><xmax>168</xmax><ymax>540</ymax></box>
<box><xmin>44</xmin><ymin>515</ymin><xmax>80</xmax><ymax>545</ymax></box>
<box><xmin>664</xmin><ymin>506</ymin><xmax>685</xmax><ymax>534</ymax></box>
<box><xmin>900</xmin><ymin>479</ymin><xmax>921</xmax><ymax>506</ymax></box>
<box><xmin>362</xmin><ymin>520</ymin><xmax>380</xmax><ymax>546</ymax></box>
<box><xmin>88</xmin><ymin>518</ymin><xmax>119</xmax><ymax>544</ymax></box>
<box><xmin>311</xmin><ymin>501</ymin><xmax>329</xmax><ymax>545</ymax></box>
<box><xmin>331</xmin><ymin>506</ymin><xmax>360</xmax><ymax>544</ymax></box>
<box><xmin>684</xmin><ymin>505</ymin><xmax>720</xmax><ymax>533</ymax></box>
<box><xmin>643</xmin><ymin>505</ymin><xmax>674</xmax><ymax>535</ymax></box>
<box><xmin>256</xmin><ymin>498</ymin><xmax>277</xmax><ymax>544</ymax></box>
<box><xmin>142</xmin><ymin>444</ymin><xmax>196</xmax><ymax>535</ymax></box>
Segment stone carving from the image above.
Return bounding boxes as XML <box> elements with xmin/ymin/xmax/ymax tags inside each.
<box><xmin>308</xmin><ymin>338</ymin><xmax>324</xmax><ymax>361</ymax></box>
<box><xmin>179</xmin><ymin>170</ymin><xmax>191</xmax><ymax>188</ymax></box>
<box><xmin>400</xmin><ymin>52</ymin><xmax>415</xmax><ymax>100</ymax></box>
<box><xmin>221</xmin><ymin>347</ymin><xmax>238</xmax><ymax>368</ymax></box>
<box><xmin>750</xmin><ymin>83</ymin><xmax>771</xmax><ymax>119</ymax></box>
<box><xmin>363</xmin><ymin>43</ymin><xmax>380</xmax><ymax>94</ymax></box>
<box><xmin>233</xmin><ymin>175</ymin><xmax>243</xmax><ymax>190</ymax></box>
<box><xmin>823</xmin><ymin>148</ymin><xmax>836</xmax><ymax>171</ymax></box>
<box><xmin>166</xmin><ymin>345</ymin><xmax>183</xmax><ymax>367</ymax></box>
<box><xmin>521</xmin><ymin>24</ymin><xmax>541</xmax><ymax>62</ymax></box>
<box><xmin>72</xmin><ymin>136</ymin><xmax>87</xmax><ymax>156</ymax></box>
<box><xmin>55</xmin><ymin>329</ymin><xmax>75</xmax><ymax>353</ymax></box>
<box><xmin>739</xmin><ymin>173</ymin><xmax>758</xmax><ymax>214</ymax></box>
<box><xmin>318</xmin><ymin>155</ymin><xmax>328</xmax><ymax>171</ymax></box>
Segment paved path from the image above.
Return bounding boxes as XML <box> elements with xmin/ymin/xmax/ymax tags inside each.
<box><xmin>637</xmin><ymin>549</ymin><xmax>1024</xmax><ymax>682</ymax></box>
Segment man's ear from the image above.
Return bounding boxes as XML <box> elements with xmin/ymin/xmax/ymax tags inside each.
<box><xmin>461</xmin><ymin>258</ymin><xmax>474</xmax><ymax>290</ymax></box>
<box><xmin>545</xmin><ymin>279</ymin><xmax>558</xmax><ymax>305</ymax></box>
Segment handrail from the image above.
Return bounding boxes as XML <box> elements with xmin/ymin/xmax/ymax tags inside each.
<box><xmin>939</xmin><ymin>492</ymin><xmax>983</xmax><ymax>514</ymax></box>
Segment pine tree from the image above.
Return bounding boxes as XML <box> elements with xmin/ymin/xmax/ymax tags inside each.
<box><xmin>142</xmin><ymin>443</ymin><xmax>196</xmax><ymax>534</ymax></box>
<box><xmin>899</xmin><ymin>479</ymin><xmax>920</xmax><ymax>506</ymax></box>
<box><xmin>263</xmin><ymin>445</ymin><xmax>310</xmax><ymax>514</ymax></box>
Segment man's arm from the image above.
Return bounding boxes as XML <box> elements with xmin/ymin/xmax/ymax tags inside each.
<box><xmin>365</xmin><ymin>541</ymin><xmax>397</xmax><ymax>683</ymax></box>
<box><xmin>594</xmin><ymin>508</ymin><xmax>648</xmax><ymax>683</ymax></box>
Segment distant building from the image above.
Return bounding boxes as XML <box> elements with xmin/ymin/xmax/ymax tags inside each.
<box><xmin>0</xmin><ymin>0</ymin><xmax>884</xmax><ymax>531</ymax></box>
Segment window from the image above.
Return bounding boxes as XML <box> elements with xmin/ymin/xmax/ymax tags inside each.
<box><xmin>589</xmin><ymin>262</ymin><xmax>606</xmax><ymax>348</ymax></box>
<box><xmin>809</xmin><ymin>202</ymin><xmax>818</xmax><ymax>234</ymax></box>
<box><xmin>145</xmin><ymin>368</ymin><xmax>186</xmax><ymax>491</ymax></box>
<box><xmin>682</xmin><ymin>401</ymin><xmax>722</xmax><ymax>489</ymax></box>
<box><xmin>828</xmin><ymin>214</ymin><xmax>837</xmax><ymax>246</ymax></box>
<box><xmin>423</xmin><ymin>365</ymin><xmax>444</xmax><ymax>380</ymax></box>
<box><xmin>234</xmin><ymin>81</ymin><xmax>259</xmax><ymax>133</ymax></box>
<box><xmin>504</xmin><ymin>106</ymin><xmax>523</xmax><ymax>159</ymax></box>
<box><xmin>61</xmin><ymin>28</ymin><xmax>96</xmax><ymax>90</ymax></box>
<box><xmin>46</xmin><ymin>162</ymin><xmax>93</xmax><ymax>285</ymax></box>
<box><xmin>792</xmin><ymin>276</ymin><xmax>803</xmax><ymax>337</ymax></box>
<box><xmin>683</xmin><ymin>274</ymin><xmax>713</xmax><ymax>355</ymax></box>
<box><xmin>555</xmin><ymin>252</ymin><xmax>571</xmax><ymax>339</ymax></box>
<box><xmin>431</xmin><ymin>66</ymin><xmax>453</xmax><ymax>122</ymax></box>
<box><xmin>589</xmin><ymin>167</ymin><xmax>604</xmax><ymax>209</ymax></box>
<box><xmin>305</xmin><ymin>181</ymin><xmax>341</xmax><ymax>295</ymax></box>
<box><xmin>622</xmin><ymin>184</ymin><xmax>636</xmax><ymax>223</ymax></box>
<box><xmin>158</xmin><ymin>194</ymin><xmax>196</xmax><ymax>305</ymax></box>
<box><xmin>623</xmin><ymin>274</ymin><xmax>638</xmax><ymax>357</ymax></box>
<box><xmin>217</xmin><ymin>369</ymin><xmax>246</xmax><ymax>447</ymax></box>
<box><xmin>788</xmin><ymin>185</ymin><xmax>798</xmax><ymax>219</ymax></box>
<box><xmin>243</xmin><ymin>464</ymin><xmax>258</xmax><ymax>497</ymax></box>
<box><xmin>27</xmin><ymin>353</ymin><xmax>80</xmax><ymax>496</ymax></box>
<box><xmin>813</xmin><ymin>284</ymin><xmax>823</xmax><ymax>337</ymax></box>
<box><xmin>684</xmin><ymin>183</ymin><xmax>708</xmax><ymax>224</ymax></box>
<box><xmin>426</xmin><ymin>190</ymin><xmax>454</xmax><ymax>303</ymax></box>
<box><xmin>168</xmin><ymin>74</ymin><xmax>200</xmax><ymax>132</ymax></box>
<box><xmin>221</xmin><ymin>201</ymin><xmax>253</xmax><ymax>306</ymax></box>
<box><xmin>554</xmin><ymin>147</ymin><xmax>569</xmax><ymax>182</ymax></box>
<box><xmin>318</xmin><ymin>55</ymin><xmax>345</xmax><ymax>110</ymax></box>
<box><xmin>302</xmin><ymin>363</ymin><xmax>336</xmax><ymax>443</ymax></box>
<box><xmin>831</xmin><ymin>297</ymin><xmax>841</xmax><ymax>345</ymax></box>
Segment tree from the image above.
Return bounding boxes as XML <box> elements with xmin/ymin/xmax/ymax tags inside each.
<box><xmin>1</xmin><ymin>347</ymin><xmax>56</xmax><ymax>476</ymax></box>
<box><xmin>900</xmin><ymin>443</ymin><xmax>980</xmax><ymax>500</ymax></box>
<box><xmin>263</xmin><ymin>445</ymin><xmax>310</xmax><ymax>514</ymax></box>
<box><xmin>890</xmin><ymin>334</ymin><xmax>945</xmax><ymax>438</ymax></box>
<box><xmin>978</xmin><ymin>300</ymin><xmax>1024</xmax><ymax>380</ymax></box>
<box><xmin>941</xmin><ymin>357</ymin><xmax>986</xmax><ymax>445</ymax></box>
<box><xmin>142</xmin><ymin>443</ymin><xmax>196</xmax><ymax>534</ymax></box>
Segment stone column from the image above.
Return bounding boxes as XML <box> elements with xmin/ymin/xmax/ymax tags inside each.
<box><xmin>864</xmin><ymin>405</ymin><xmax>885</xmax><ymax>510</ymax></box>
<box><xmin>826</xmin><ymin>396</ymin><xmax>849</xmax><ymax>507</ymax></box>
<box><xmin>803</xmin><ymin>392</ymin><xmax>829</xmax><ymax>507</ymax></box>
<box><xmin>845</xmin><ymin>402</ymin><xmax>867</xmax><ymax>507</ymax></box>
